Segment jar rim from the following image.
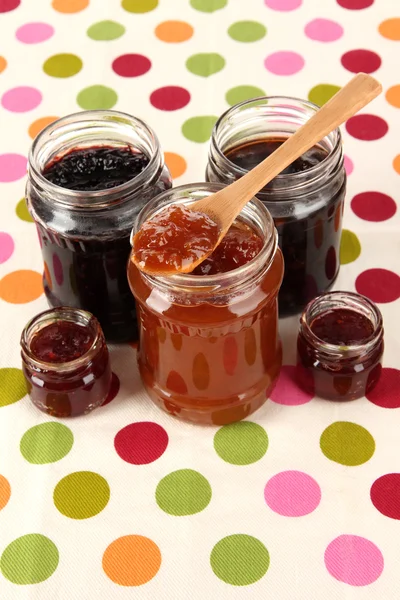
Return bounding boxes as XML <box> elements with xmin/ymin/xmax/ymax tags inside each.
<box><xmin>20</xmin><ymin>307</ymin><xmax>104</xmax><ymax>372</ymax></box>
<box><xmin>28</xmin><ymin>110</ymin><xmax>162</xmax><ymax>209</ymax></box>
<box><xmin>130</xmin><ymin>182</ymin><xmax>278</xmax><ymax>293</ymax></box>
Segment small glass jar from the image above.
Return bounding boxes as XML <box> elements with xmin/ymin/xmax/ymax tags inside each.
<box><xmin>297</xmin><ymin>292</ymin><xmax>384</xmax><ymax>401</ymax></box>
<box><xmin>21</xmin><ymin>307</ymin><xmax>111</xmax><ymax>417</ymax></box>
<box><xmin>26</xmin><ymin>110</ymin><xmax>172</xmax><ymax>342</ymax></box>
<box><xmin>206</xmin><ymin>97</ymin><xmax>346</xmax><ymax>317</ymax></box>
<box><xmin>127</xmin><ymin>183</ymin><xmax>284</xmax><ymax>425</ymax></box>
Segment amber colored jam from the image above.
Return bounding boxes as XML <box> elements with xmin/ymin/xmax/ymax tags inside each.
<box><xmin>297</xmin><ymin>299</ymin><xmax>384</xmax><ymax>401</ymax></box>
<box><xmin>128</xmin><ymin>214</ymin><xmax>283</xmax><ymax>425</ymax></box>
<box><xmin>21</xmin><ymin>311</ymin><xmax>112</xmax><ymax>418</ymax></box>
<box><xmin>133</xmin><ymin>205</ymin><xmax>220</xmax><ymax>274</ymax></box>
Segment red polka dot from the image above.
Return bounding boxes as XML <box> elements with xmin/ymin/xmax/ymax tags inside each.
<box><xmin>166</xmin><ymin>370</ymin><xmax>188</xmax><ymax>394</ymax></box>
<box><xmin>112</xmin><ymin>54</ymin><xmax>151</xmax><ymax>77</ymax></box>
<box><xmin>366</xmin><ymin>368</ymin><xmax>400</xmax><ymax>408</ymax></box>
<box><xmin>101</xmin><ymin>372</ymin><xmax>120</xmax><ymax>406</ymax></box>
<box><xmin>336</xmin><ymin>0</ymin><xmax>374</xmax><ymax>8</ymax></box>
<box><xmin>356</xmin><ymin>269</ymin><xmax>400</xmax><ymax>303</ymax></box>
<box><xmin>371</xmin><ymin>474</ymin><xmax>400</xmax><ymax>520</ymax></box>
<box><xmin>346</xmin><ymin>114</ymin><xmax>388</xmax><ymax>141</ymax></box>
<box><xmin>341</xmin><ymin>49</ymin><xmax>381</xmax><ymax>74</ymax></box>
<box><xmin>270</xmin><ymin>365</ymin><xmax>314</xmax><ymax>405</ymax></box>
<box><xmin>0</xmin><ymin>0</ymin><xmax>20</xmax><ymax>12</ymax></box>
<box><xmin>223</xmin><ymin>337</ymin><xmax>238</xmax><ymax>376</ymax></box>
<box><xmin>351</xmin><ymin>191</ymin><xmax>396</xmax><ymax>222</ymax></box>
<box><xmin>325</xmin><ymin>246</ymin><xmax>337</xmax><ymax>280</ymax></box>
<box><xmin>150</xmin><ymin>86</ymin><xmax>190</xmax><ymax>111</ymax></box>
<box><xmin>114</xmin><ymin>422</ymin><xmax>168</xmax><ymax>465</ymax></box>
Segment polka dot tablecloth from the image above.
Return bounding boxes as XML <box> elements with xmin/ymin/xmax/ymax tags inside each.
<box><xmin>0</xmin><ymin>0</ymin><xmax>400</xmax><ymax>597</ymax></box>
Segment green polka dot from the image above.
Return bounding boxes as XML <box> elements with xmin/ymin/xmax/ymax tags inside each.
<box><xmin>122</xmin><ymin>0</ymin><xmax>158</xmax><ymax>12</ymax></box>
<box><xmin>228</xmin><ymin>21</ymin><xmax>266</xmax><ymax>42</ymax></box>
<box><xmin>1</xmin><ymin>534</ymin><xmax>59</xmax><ymax>584</ymax></box>
<box><xmin>77</xmin><ymin>85</ymin><xmax>118</xmax><ymax>110</ymax></box>
<box><xmin>20</xmin><ymin>422</ymin><xmax>73</xmax><ymax>464</ymax></box>
<box><xmin>156</xmin><ymin>469</ymin><xmax>212</xmax><ymax>516</ymax></box>
<box><xmin>16</xmin><ymin>198</ymin><xmax>33</xmax><ymax>223</ymax></box>
<box><xmin>308</xmin><ymin>84</ymin><xmax>341</xmax><ymax>106</ymax></box>
<box><xmin>43</xmin><ymin>54</ymin><xmax>83</xmax><ymax>78</ymax></box>
<box><xmin>0</xmin><ymin>368</ymin><xmax>27</xmax><ymax>407</ymax></box>
<box><xmin>211</xmin><ymin>534</ymin><xmax>270</xmax><ymax>585</ymax></box>
<box><xmin>214</xmin><ymin>421</ymin><xmax>268</xmax><ymax>465</ymax></box>
<box><xmin>340</xmin><ymin>229</ymin><xmax>361</xmax><ymax>264</ymax></box>
<box><xmin>87</xmin><ymin>20</ymin><xmax>125</xmax><ymax>41</ymax></box>
<box><xmin>53</xmin><ymin>471</ymin><xmax>110</xmax><ymax>519</ymax></box>
<box><xmin>182</xmin><ymin>116</ymin><xmax>217</xmax><ymax>143</ymax></box>
<box><xmin>190</xmin><ymin>0</ymin><xmax>227</xmax><ymax>12</ymax></box>
<box><xmin>320</xmin><ymin>421</ymin><xmax>375</xmax><ymax>466</ymax></box>
<box><xmin>186</xmin><ymin>53</ymin><xmax>225</xmax><ymax>77</ymax></box>
<box><xmin>226</xmin><ymin>85</ymin><xmax>266</xmax><ymax>106</ymax></box>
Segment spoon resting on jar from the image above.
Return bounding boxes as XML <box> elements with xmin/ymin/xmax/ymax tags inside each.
<box><xmin>131</xmin><ymin>73</ymin><xmax>381</xmax><ymax>277</ymax></box>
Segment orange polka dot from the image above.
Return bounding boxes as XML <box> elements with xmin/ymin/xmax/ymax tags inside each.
<box><xmin>29</xmin><ymin>116</ymin><xmax>59</xmax><ymax>140</ymax></box>
<box><xmin>103</xmin><ymin>535</ymin><xmax>161</xmax><ymax>586</ymax></box>
<box><xmin>393</xmin><ymin>154</ymin><xmax>400</xmax><ymax>175</ymax></box>
<box><xmin>44</xmin><ymin>262</ymin><xmax>52</xmax><ymax>291</ymax></box>
<box><xmin>0</xmin><ymin>270</ymin><xmax>43</xmax><ymax>304</ymax></box>
<box><xmin>164</xmin><ymin>152</ymin><xmax>187</xmax><ymax>179</ymax></box>
<box><xmin>379</xmin><ymin>18</ymin><xmax>400</xmax><ymax>41</ymax></box>
<box><xmin>52</xmin><ymin>0</ymin><xmax>89</xmax><ymax>13</ymax></box>
<box><xmin>386</xmin><ymin>85</ymin><xmax>400</xmax><ymax>109</ymax></box>
<box><xmin>155</xmin><ymin>20</ymin><xmax>193</xmax><ymax>43</ymax></box>
<box><xmin>0</xmin><ymin>56</ymin><xmax>7</xmax><ymax>74</ymax></box>
<box><xmin>0</xmin><ymin>475</ymin><xmax>11</xmax><ymax>511</ymax></box>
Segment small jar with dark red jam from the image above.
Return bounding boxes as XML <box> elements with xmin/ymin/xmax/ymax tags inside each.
<box><xmin>206</xmin><ymin>97</ymin><xmax>346</xmax><ymax>317</ymax></box>
<box><xmin>21</xmin><ymin>307</ymin><xmax>112</xmax><ymax>417</ymax></box>
<box><xmin>297</xmin><ymin>291</ymin><xmax>384</xmax><ymax>401</ymax></box>
<box><xmin>128</xmin><ymin>183</ymin><xmax>284</xmax><ymax>425</ymax></box>
<box><xmin>26</xmin><ymin>110</ymin><xmax>172</xmax><ymax>342</ymax></box>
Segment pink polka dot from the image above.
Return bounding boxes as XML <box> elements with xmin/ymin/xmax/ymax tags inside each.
<box><xmin>346</xmin><ymin>114</ymin><xmax>388</xmax><ymax>141</ymax></box>
<box><xmin>269</xmin><ymin>365</ymin><xmax>314</xmax><ymax>405</ymax></box>
<box><xmin>102</xmin><ymin>372</ymin><xmax>120</xmax><ymax>406</ymax></box>
<box><xmin>0</xmin><ymin>154</ymin><xmax>27</xmax><ymax>182</ymax></box>
<box><xmin>366</xmin><ymin>368</ymin><xmax>400</xmax><ymax>408</ymax></box>
<box><xmin>351</xmin><ymin>191</ymin><xmax>396</xmax><ymax>222</ymax></box>
<box><xmin>16</xmin><ymin>22</ymin><xmax>54</xmax><ymax>44</ymax></box>
<box><xmin>304</xmin><ymin>19</ymin><xmax>343</xmax><ymax>42</ymax></box>
<box><xmin>264</xmin><ymin>51</ymin><xmax>304</xmax><ymax>75</ymax></box>
<box><xmin>356</xmin><ymin>269</ymin><xmax>400</xmax><ymax>303</ymax></box>
<box><xmin>52</xmin><ymin>253</ymin><xmax>63</xmax><ymax>285</ymax></box>
<box><xmin>1</xmin><ymin>86</ymin><xmax>42</xmax><ymax>112</ymax></box>
<box><xmin>112</xmin><ymin>54</ymin><xmax>151</xmax><ymax>77</ymax></box>
<box><xmin>325</xmin><ymin>535</ymin><xmax>384</xmax><ymax>586</ymax></box>
<box><xmin>114</xmin><ymin>422</ymin><xmax>168</xmax><ymax>464</ymax></box>
<box><xmin>344</xmin><ymin>155</ymin><xmax>354</xmax><ymax>175</ymax></box>
<box><xmin>264</xmin><ymin>470</ymin><xmax>321</xmax><ymax>516</ymax></box>
<box><xmin>264</xmin><ymin>0</ymin><xmax>302</xmax><ymax>10</ymax></box>
<box><xmin>0</xmin><ymin>232</ymin><xmax>14</xmax><ymax>263</ymax></box>
<box><xmin>150</xmin><ymin>86</ymin><xmax>190</xmax><ymax>111</ymax></box>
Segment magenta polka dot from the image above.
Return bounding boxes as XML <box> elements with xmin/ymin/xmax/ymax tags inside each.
<box><xmin>1</xmin><ymin>86</ymin><xmax>42</xmax><ymax>112</ymax></box>
<box><xmin>325</xmin><ymin>535</ymin><xmax>384</xmax><ymax>586</ymax></box>
<box><xmin>0</xmin><ymin>154</ymin><xmax>27</xmax><ymax>182</ymax></box>
<box><xmin>52</xmin><ymin>253</ymin><xmax>63</xmax><ymax>286</ymax></box>
<box><xmin>16</xmin><ymin>22</ymin><xmax>54</xmax><ymax>44</ymax></box>
<box><xmin>0</xmin><ymin>233</ymin><xmax>14</xmax><ymax>264</ymax></box>
<box><xmin>269</xmin><ymin>365</ymin><xmax>314</xmax><ymax>405</ymax></box>
<box><xmin>264</xmin><ymin>51</ymin><xmax>304</xmax><ymax>75</ymax></box>
<box><xmin>264</xmin><ymin>470</ymin><xmax>321</xmax><ymax>516</ymax></box>
<box><xmin>304</xmin><ymin>19</ymin><xmax>343</xmax><ymax>42</ymax></box>
<box><xmin>264</xmin><ymin>0</ymin><xmax>302</xmax><ymax>10</ymax></box>
<box><xmin>344</xmin><ymin>155</ymin><xmax>354</xmax><ymax>175</ymax></box>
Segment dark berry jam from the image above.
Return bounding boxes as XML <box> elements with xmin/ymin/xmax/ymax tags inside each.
<box><xmin>30</xmin><ymin>321</ymin><xmax>94</xmax><ymax>363</ymax></box>
<box><xmin>310</xmin><ymin>308</ymin><xmax>374</xmax><ymax>346</ymax></box>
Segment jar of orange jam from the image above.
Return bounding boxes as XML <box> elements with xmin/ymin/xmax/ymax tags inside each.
<box><xmin>127</xmin><ymin>183</ymin><xmax>284</xmax><ymax>425</ymax></box>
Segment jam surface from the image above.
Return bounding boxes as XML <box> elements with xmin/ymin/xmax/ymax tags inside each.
<box><xmin>310</xmin><ymin>308</ymin><xmax>374</xmax><ymax>346</ymax></box>
<box><xmin>43</xmin><ymin>146</ymin><xmax>150</xmax><ymax>191</ymax></box>
<box><xmin>30</xmin><ymin>321</ymin><xmax>94</xmax><ymax>363</ymax></box>
<box><xmin>133</xmin><ymin>204</ymin><xmax>220</xmax><ymax>274</ymax></box>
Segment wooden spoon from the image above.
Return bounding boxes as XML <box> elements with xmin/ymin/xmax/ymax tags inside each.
<box><xmin>133</xmin><ymin>73</ymin><xmax>381</xmax><ymax>276</ymax></box>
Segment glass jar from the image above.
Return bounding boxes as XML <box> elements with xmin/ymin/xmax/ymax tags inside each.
<box><xmin>206</xmin><ymin>97</ymin><xmax>346</xmax><ymax>317</ymax></box>
<box><xmin>297</xmin><ymin>291</ymin><xmax>384</xmax><ymax>401</ymax></box>
<box><xmin>21</xmin><ymin>307</ymin><xmax>112</xmax><ymax>417</ymax></box>
<box><xmin>26</xmin><ymin>110</ymin><xmax>172</xmax><ymax>342</ymax></box>
<box><xmin>127</xmin><ymin>183</ymin><xmax>284</xmax><ymax>425</ymax></box>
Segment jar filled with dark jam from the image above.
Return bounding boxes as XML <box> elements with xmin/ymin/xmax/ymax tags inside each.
<box><xmin>297</xmin><ymin>291</ymin><xmax>384</xmax><ymax>401</ymax></box>
<box><xmin>21</xmin><ymin>307</ymin><xmax>112</xmax><ymax>417</ymax></box>
<box><xmin>206</xmin><ymin>97</ymin><xmax>346</xmax><ymax>316</ymax></box>
<box><xmin>26</xmin><ymin>110</ymin><xmax>172</xmax><ymax>342</ymax></box>
<box><xmin>128</xmin><ymin>183</ymin><xmax>284</xmax><ymax>425</ymax></box>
